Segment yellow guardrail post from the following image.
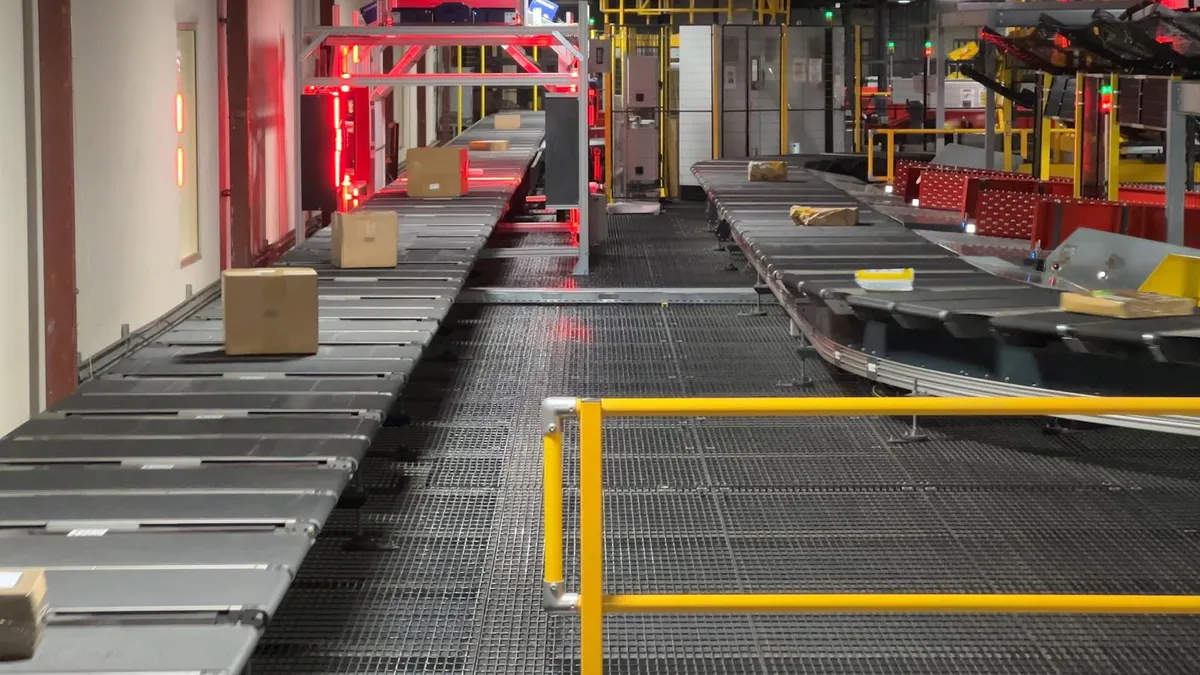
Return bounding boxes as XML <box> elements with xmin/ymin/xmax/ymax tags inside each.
<box><xmin>579</xmin><ymin>398</ymin><xmax>605</xmax><ymax>675</ymax></box>
<box><xmin>541</xmin><ymin>398</ymin><xmax>578</xmax><ymax>613</ymax></box>
<box><xmin>866</xmin><ymin>130</ymin><xmax>876</xmax><ymax>181</ymax></box>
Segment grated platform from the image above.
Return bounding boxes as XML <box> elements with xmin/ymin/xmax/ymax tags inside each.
<box><xmin>470</xmin><ymin>204</ymin><xmax>758</xmax><ymax>288</ymax></box>
<box><xmin>251</xmin><ymin>301</ymin><xmax>1200</xmax><ymax>675</ymax></box>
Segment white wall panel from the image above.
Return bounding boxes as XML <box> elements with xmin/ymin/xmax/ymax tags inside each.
<box><xmin>73</xmin><ymin>0</ymin><xmax>222</xmax><ymax>359</ymax></box>
<box><xmin>0</xmin><ymin>0</ymin><xmax>32</xmax><ymax>435</ymax></box>
<box><xmin>678</xmin><ymin>26</ymin><xmax>712</xmax><ymax>186</ymax></box>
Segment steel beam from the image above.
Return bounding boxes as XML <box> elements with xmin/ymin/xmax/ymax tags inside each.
<box><xmin>306</xmin><ymin>73</ymin><xmax>575</xmax><ymax>88</ymax></box>
<box><xmin>1166</xmin><ymin>80</ymin><xmax>1188</xmax><ymax>246</ymax></box>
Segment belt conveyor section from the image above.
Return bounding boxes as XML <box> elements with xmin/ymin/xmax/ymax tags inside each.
<box><xmin>693</xmin><ymin>157</ymin><xmax>1200</xmax><ymax>415</ymax></box>
<box><xmin>0</xmin><ymin>113</ymin><xmax>546</xmax><ymax>675</ymax></box>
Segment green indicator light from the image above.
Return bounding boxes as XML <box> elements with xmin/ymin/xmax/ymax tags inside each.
<box><xmin>588</xmin><ymin>15</ymin><xmax>595</xmax><ymax>24</ymax></box>
<box><xmin>924</xmin><ymin>40</ymin><xmax>932</xmax><ymax>49</ymax></box>
<box><xmin>887</xmin><ymin>40</ymin><xmax>895</xmax><ymax>50</ymax></box>
<box><xmin>1100</xmin><ymin>84</ymin><xmax>1113</xmax><ymax>95</ymax></box>
<box><xmin>824</xmin><ymin>9</ymin><xmax>834</xmax><ymax>20</ymax></box>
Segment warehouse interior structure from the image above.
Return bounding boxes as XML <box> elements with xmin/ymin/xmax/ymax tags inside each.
<box><xmin>8</xmin><ymin>0</ymin><xmax>1200</xmax><ymax>673</ymax></box>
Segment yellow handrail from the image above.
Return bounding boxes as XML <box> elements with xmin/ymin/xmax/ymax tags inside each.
<box><xmin>866</xmin><ymin>127</ymin><xmax>1075</xmax><ymax>185</ymax></box>
<box><xmin>541</xmin><ymin>395</ymin><xmax>1200</xmax><ymax>675</ymax></box>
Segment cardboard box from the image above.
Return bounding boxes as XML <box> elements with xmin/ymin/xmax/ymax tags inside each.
<box><xmin>332</xmin><ymin>211</ymin><xmax>398</xmax><ymax>269</ymax></box>
<box><xmin>748</xmin><ymin>160</ymin><xmax>788</xmax><ymax>182</ymax></box>
<box><xmin>790</xmin><ymin>205</ymin><xmax>858</xmax><ymax>227</ymax></box>
<box><xmin>405</xmin><ymin>147</ymin><xmax>469</xmax><ymax>198</ymax></box>
<box><xmin>0</xmin><ymin>569</ymin><xmax>47</xmax><ymax>661</ymax></box>
<box><xmin>494</xmin><ymin>113</ymin><xmax>522</xmax><ymax>130</ymax></box>
<box><xmin>222</xmin><ymin>268</ymin><xmax>319</xmax><ymax>356</ymax></box>
<box><xmin>469</xmin><ymin>139</ymin><xmax>511</xmax><ymax>151</ymax></box>
<box><xmin>1060</xmin><ymin>290</ymin><xmax>1196</xmax><ymax>319</ymax></box>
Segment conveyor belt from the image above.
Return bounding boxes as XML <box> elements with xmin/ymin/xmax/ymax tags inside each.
<box><xmin>0</xmin><ymin>113</ymin><xmax>545</xmax><ymax>674</ymax></box>
<box><xmin>692</xmin><ymin>158</ymin><xmax>1200</xmax><ymax>388</ymax></box>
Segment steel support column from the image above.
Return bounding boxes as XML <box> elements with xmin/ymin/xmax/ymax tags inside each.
<box><xmin>38</xmin><ymin>0</ymin><xmax>77</xmax><ymax>407</ymax></box>
<box><xmin>1166</xmin><ymin>80</ymin><xmax>1187</xmax><ymax>246</ymax></box>
<box><xmin>983</xmin><ymin>43</ymin><xmax>996</xmax><ymax>170</ymax></box>
<box><xmin>227</xmin><ymin>0</ymin><xmax>251</xmax><ymax>268</ymax></box>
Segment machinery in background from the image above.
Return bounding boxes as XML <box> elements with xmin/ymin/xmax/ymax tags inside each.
<box><xmin>360</xmin><ymin>0</ymin><xmax>522</xmax><ymax>25</ymax></box>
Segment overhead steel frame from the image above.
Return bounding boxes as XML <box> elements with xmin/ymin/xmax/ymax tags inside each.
<box><xmin>297</xmin><ymin>14</ymin><xmax>593</xmax><ymax>275</ymax></box>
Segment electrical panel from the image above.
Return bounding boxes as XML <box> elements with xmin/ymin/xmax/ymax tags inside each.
<box><xmin>623</xmin><ymin>125</ymin><xmax>659</xmax><ymax>186</ymax></box>
<box><xmin>626</xmin><ymin>55</ymin><xmax>659</xmax><ymax>109</ymax></box>
<box><xmin>300</xmin><ymin>94</ymin><xmax>337</xmax><ymax>213</ymax></box>
<box><xmin>544</xmin><ymin>94</ymin><xmax>579</xmax><ymax>206</ymax></box>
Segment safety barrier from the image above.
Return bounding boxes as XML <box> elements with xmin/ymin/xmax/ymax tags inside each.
<box><xmin>976</xmin><ymin>189</ymin><xmax>1043</xmax><ymax>240</ymax></box>
<box><xmin>540</xmin><ymin>396</ymin><xmax>1200</xmax><ymax>675</ymax></box>
<box><xmin>866</xmin><ymin>128</ymin><xmax>1043</xmax><ymax>184</ymax></box>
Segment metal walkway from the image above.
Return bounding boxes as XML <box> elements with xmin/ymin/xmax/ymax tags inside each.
<box><xmin>250</xmin><ymin>213</ymin><xmax>1200</xmax><ymax>673</ymax></box>
<box><xmin>0</xmin><ymin>113</ymin><xmax>545</xmax><ymax>675</ymax></box>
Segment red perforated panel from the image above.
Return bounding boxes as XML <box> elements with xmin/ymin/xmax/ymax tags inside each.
<box><xmin>917</xmin><ymin>169</ymin><xmax>974</xmax><ymax>212</ymax></box>
<box><xmin>963</xmin><ymin>177</ymin><xmax>1039</xmax><ymax>217</ymax></box>
<box><xmin>893</xmin><ymin>160</ymin><xmax>929</xmax><ymax>201</ymax></box>
<box><xmin>1032</xmin><ymin>199</ymin><xmax>1124</xmax><ymax>249</ymax></box>
<box><xmin>976</xmin><ymin>190</ymin><xmax>1045</xmax><ymax>241</ymax></box>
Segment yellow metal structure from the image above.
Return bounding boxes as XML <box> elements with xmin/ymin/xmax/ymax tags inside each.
<box><xmin>866</xmin><ymin>128</ymin><xmax>1058</xmax><ymax>183</ymax></box>
<box><xmin>599</xmin><ymin>0</ymin><xmax>787</xmax><ymax>24</ymax></box>
<box><xmin>1139</xmin><ymin>254</ymin><xmax>1200</xmax><ymax>303</ymax></box>
<box><xmin>542</xmin><ymin>395</ymin><xmax>1200</xmax><ymax>674</ymax></box>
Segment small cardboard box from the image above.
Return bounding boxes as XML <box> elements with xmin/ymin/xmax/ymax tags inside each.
<box><xmin>332</xmin><ymin>211</ymin><xmax>398</xmax><ymax>269</ymax></box>
<box><xmin>0</xmin><ymin>569</ymin><xmax>47</xmax><ymax>661</ymax></box>
<box><xmin>748</xmin><ymin>160</ymin><xmax>788</xmax><ymax>182</ymax></box>
<box><xmin>469</xmin><ymin>139</ymin><xmax>511</xmax><ymax>151</ymax></box>
<box><xmin>494</xmin><ymin>113</ymin><xmax>522</xmax><ymax>130</ymax></box>
<box><xmin>790</xmin><ymin>205</ymin><xmax>858</xmax><ymax>227</ymax></box>
<box><xmin>1060</xmin><ymin>290</ymin><xmax>1196</xmax><ymax>319</ymax></box>
<box><xmin>222</xmin><ymin>268</ymin><xmax>319</xmax><ymax>355</ymax></box>
<box><xmin>406</xmin><ymin>147</ymin><xmax>469</xmax><ymax>198</ymax></box>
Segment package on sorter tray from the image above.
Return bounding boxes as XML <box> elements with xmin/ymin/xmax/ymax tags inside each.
<box><xmin>1060</xmin><ymin>290</ymin><xmax>1196</xmax><ymax>319</ymax></box>
<box><xmin>332</xmin><ymin>211</ymin><xmax>398</xmax><ymax>269</ymax></box>
<box><xmin>469</xmin><ymin>139</ymin><xmax>511</xmax><ymax>151</ymax></box>
<box><xmin>0</xmin><ymin>569</ymin><xmax>47</xmax><ymax>661</ymax></box>
<box><xmin>854</xmin><ymin>268</ymin><xmax>914</xmax><ymax>292</ymax></box>
<box><xmin>790</xmin><ymin>205</ymin><xmax>858</xmax><ymax>227</ymax></box>
<box><xmin>747</xmin><ymin>160</ymin><xmax>788</xmax><ymax>182</ymax></box>
<box><xmin>406</xmin><ymin>147</ymin><xmax>469</xmax><ymax>198</ymax></box>
<box><xmin>494</xmin><ymin>113</ymin><xmax>522</xmax><ymax>130</ymax></box>
<box><xmin>222</xmin><ymin>268</ymin><xmax>319</xmax><ymax>356</ymax></box>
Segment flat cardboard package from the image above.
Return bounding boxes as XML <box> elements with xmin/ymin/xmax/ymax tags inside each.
<box><xmin>747</xmin><ymin>160</ymin><xmax>788</xmax><ymax>182</ymax></box>
<box><xmin>494</xmin><ymin>113</ymin><xmax>522</xmax><ymax>130</ymax></box>
<box><xmin>406</xmin><ymin>147</ymin><xmax>469</xmax><ymax>198</ymax></box>
<box><xmin>0</xmin><ymin>569</ymin><xmax>47</xmax><ymax>661</ymax></box>
<box><xmin>790</xmin><ymin>205</ymin><xmax>858</xmax><ymax>227</ymax></box>
<box><xmin>222</xmin><ymin>268</ymin><xmax>319</xmax><ymax>355</ymax></box>
<box><xmin>469</xmin><ymin>139</ymin><xmax>511</xmax><ymax>151</ymax></box>
<box><xmin>1060</xmin><ymin>290</ymin><xmax>1196</xmax><ymax>319</ymax></box>
<box><xmin>332</xmin><ymin>211</ymin><xmax>398</xmax><ymax>269</ymax></box>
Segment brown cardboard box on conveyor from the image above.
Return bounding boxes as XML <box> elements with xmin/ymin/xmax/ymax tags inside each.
<box><xmin>222</xmin><ymin>268</ymin><xmax>319</xmax><ymax>356</ymax></box>
<box><xmin>332</xmin><ymin>211</ymin><xmax>399</xmax><ymax>269</ymax></box>
<box><xmin>1060</xmin><ymin>290</ymin><xmax>1195</xmax><ymax>319</ymax></box>
<box><xmin>493</xmin><ymin>113</ymin><xmax>522</xmax><ymax>130</ymax></box>
<box><xmin>790</xmin><ymin>205</ymin><xmax>858</xmax><ymax>227</ymax></box>
<box><xmin>405</xmin><ymin>146</ymin><xmax>469</xmax><ymax>198</ymax></box>
<box><xmin>0</xmin><ymin>569</ymin><xmax>48</xmax><ymax>661</ymax></box>
<box><xmin>469</xmin><ymin>139</ymin><xmax>511</xmax><ymax>151</ymax></box>
<box><xmin>747</xmin><ymin>160</ymin><xmax>787</xmax><ymax>182</ymax></box>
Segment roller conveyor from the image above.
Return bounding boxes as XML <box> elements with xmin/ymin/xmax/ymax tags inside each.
<box><xmin>693</xmin><ymin>157</ymin><xmax>1200</xmax><ymax>396</ymax></box>
<box><xmin>0</xmin><ymin>114</ymin><xmax>545</xmax><ymax>673</ymax></box>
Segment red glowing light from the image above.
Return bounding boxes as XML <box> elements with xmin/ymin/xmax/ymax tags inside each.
<box><xmin>341</xmin><ymin>85</ymin><xmax>351</xmax><ymax>92</ymax></box>
<box><xmin>353</xmin><ymin>46</ymin><xmax>360</xmax><ymax>63</ymax></box>
<box><xmin>175</xmin><ymin>93</ymin><xmax>184</xmax><ymax>133</ymax></box>
<box><xmin>176</xmin><ymin>147</ymin><xmax>185</xmax><ymax>186</ymax></box>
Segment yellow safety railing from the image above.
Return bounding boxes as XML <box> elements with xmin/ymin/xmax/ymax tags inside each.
<box><xmin>866</xmin><ymin>127</ymin><xmax>1075</xmax><ymax>185</ymax></box>
<box><xmin>541</xmin><ymin>396</ymin><xmax>1200</xmax><ymax>675</ymax></box>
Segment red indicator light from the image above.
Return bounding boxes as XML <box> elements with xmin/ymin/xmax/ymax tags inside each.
<box><xmin>175</xmin><ymin>93</ymin><xmax>184</xmax><ymax>133</ymax></box>
<box><xmin>176</xmin><ymin>147</ymin><xmax>185</xmax><ymax>186</ymax></box>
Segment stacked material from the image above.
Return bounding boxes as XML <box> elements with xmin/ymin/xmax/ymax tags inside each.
<box><xmin>747</xmin><ymin>160</ymin><xmax>788</xmax><ymax>182</ymax></box>
<box><xmin>790</xmin><ymin>205</ymin><xmax>859</xmax><ymax>227</ymax></box>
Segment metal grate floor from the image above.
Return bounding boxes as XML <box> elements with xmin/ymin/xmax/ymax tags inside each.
<box><xmin>251</xmin><ymin>301</ymin><xmax>1200</xmax><ymax>674</ymax></box>
<box><xmin>469</xmin><ymin>204</ymin><xmax>758</xmax><ymax>288</ymax></box>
